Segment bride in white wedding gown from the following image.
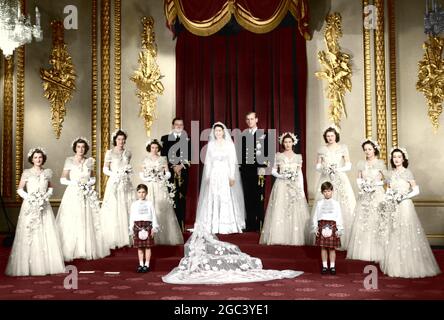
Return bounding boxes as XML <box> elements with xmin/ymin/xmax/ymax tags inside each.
<box><xmin>162</xmin><ymin>122</ymin><xmax>303</xmax><ymax>284</ymax></box>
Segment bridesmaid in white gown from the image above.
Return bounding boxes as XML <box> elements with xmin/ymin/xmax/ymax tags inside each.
<box><xmin>100</xmin><ymin>129</ymin><xmax>135</xmax><ymax>250</ymax></box>
<box><xmin>260</xmin><ymin>132</ymin><xmax>310</xmax><ymax>245</ymax></box>
<box><xmin>312</xmin><ymin>126</ymin><xmax>356</xmax><ymax>250</ymax></box>
<box><xmin>139</xmin><ymin>139</ymin><xmax>184</xmax><ymax>245</ymax></box>
<box><xmin>6</xmin><ymin>148</ymin><xmax>65</xmax><ymax>276</ymax></box>
<box><xmin>379</xmin><ymin>148</ymin><xmax>440</xmax><ymax>278</ymax></box>
<box><xmin>56</xmin><ymin>137</ymin><xmax>109</xmax><ymax>261</ymax></box>
<box><xmin>347</xmin><ymin>139</ymin><xmax>386</xmax><ymax>262</ymax></box>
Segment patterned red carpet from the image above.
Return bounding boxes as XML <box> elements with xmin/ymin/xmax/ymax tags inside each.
<box><xmin>1</xmin><ymin>233</ymin><xmax>443</xmax><ymax>300</ymax></box>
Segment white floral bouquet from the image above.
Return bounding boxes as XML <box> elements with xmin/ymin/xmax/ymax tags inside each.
<box><xmin>377</xmin><ymin>188</ymin><xmax>405</xmax><ymax>239</ymax></box>
<box><xmin>78</xmin><ymin>181</ymin><xmax>100</xmax><ymax>210</ymax></box>
<box><xmin>27</xmin><ymin>191</ymin><xmax>48</xmax><ymax>213</ymax></box>
<box><xmin>323</xmin><ymin>163</ymin><xmax>337</xmax><ymax>178</ymax></box>
<box><xmin>142</xmin><ymin>168</ymin><xmax>177</xmax><ymax>207</ymax></box>
<box><xmin>359</xmin><ymin>179</ymin><xmax>376</xmax><ymax>195</ymax></box>
<box><xmin>116</xmin><ymin>164</ymin><xmax>133</xmax><ymax>183</ymax></box>
<box><xmin>142</xmin><ymin>167</ymin><xmax>165</xmax><ymax>182</ymax></box>
<box><xmin>281</xmin><ymin>168</ymin><xmax>298</xmax><ymax>182</ymax></box>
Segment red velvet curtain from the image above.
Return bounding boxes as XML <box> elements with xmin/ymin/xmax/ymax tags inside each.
<box><xmin>176</xmin><ymin>25</ymin><xmax>307</xmax><ymax>225</ymax></box>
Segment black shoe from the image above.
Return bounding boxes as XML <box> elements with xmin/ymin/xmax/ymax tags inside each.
<box><xmin>330</xmin><ymin>267</ymin><xmax>336</xmax><ymax>275</ymax></box>
<box><xmin>321</xmin><ymin>267</ymin><xmax>328</xmax><ymax>275</ymax></box>
<box><xmin>137</xmin><ymin>265</ymin><xmax>143</xmax><ymax>273</ymax></box>
<box><xmin>142</xmin><ymin>266</ymin><xmax>149</xmax><ymax>273</ymax></box>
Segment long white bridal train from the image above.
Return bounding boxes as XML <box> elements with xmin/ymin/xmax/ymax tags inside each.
<box><xmin>162</xmin><ymin>224</ymin><xmax>303</xmax><ymax>284</ymax></box>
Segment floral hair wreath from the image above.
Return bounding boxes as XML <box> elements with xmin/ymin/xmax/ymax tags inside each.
<box><xmin>323</xmin><ymin>123</ymin><xmax>341</xmax><ymax>134</ymax></box>
<box><xmin>111</xmin><ymin>128</ymin><xmax>127</xmax><ymax>141</ymax></box>
<box><xmin>361</xmin><ymin>138</ymin><xmax>381</xmax><ymax>151</ymax></box>
<box><xmin>390</xmin><ymin>146</ymin><xmax>409</xmax><ymax>160</ymax></box>
<box><xmin>279</xmin><ymin>132</ymin><xmax>298</xmax><ymax>145</ymax></box>
<box><xmin>27</xmin><ymin>147</ymin><xmax>47</xmax><ymax>158</ymax></box>
<box><xmin>145</xmin><ymin>139</ymin><xmax>162</xmax><ymax>148</ymax></box>
<box><xmin>71</xmin><ymin>136</ymin><xmax>90</xmax><ymax>148</ymax></box>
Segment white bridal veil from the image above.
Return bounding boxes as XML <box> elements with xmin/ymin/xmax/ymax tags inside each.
<box><xmin>162</xmin><ymin>122</ymin><xmax>302</xmax><ymax>284</ymax></box>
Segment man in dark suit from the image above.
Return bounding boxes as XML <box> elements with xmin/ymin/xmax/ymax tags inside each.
<box><xmin>161</xmin><ymin>118</ymin><xmax>191</xmax><ymax>232</ymax></box>
<box><xmin>240</xmin><ymin>112</ymin><xmax>269</xmax><ymax>232</ymax></box>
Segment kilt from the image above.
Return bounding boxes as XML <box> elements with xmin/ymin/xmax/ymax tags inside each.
<box><xmin>133</xmin><ymin>221</ymin><xmax>155</xmax><ymax>248</ymax></box>
<box><xmin>315</xmin><ymin>220</ymin><xmax>341</xmax><ymax>249</ymax></box>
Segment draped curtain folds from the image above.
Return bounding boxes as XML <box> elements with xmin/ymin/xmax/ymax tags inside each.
<box><xmin>165</xmin><ymin>0</ymin><xmax>311</xmax><ymax>39</ymax></box>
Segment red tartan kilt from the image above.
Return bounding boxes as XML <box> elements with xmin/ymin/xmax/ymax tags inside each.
<box><xmin>133</xmin><ymin>221</ymin><xmax>155</xmax><ymax>248</ymax></box>
<box><xmin>315</xmin><ymin>220</ymin><xmax>341</xmax><ymax>249</ymax></box>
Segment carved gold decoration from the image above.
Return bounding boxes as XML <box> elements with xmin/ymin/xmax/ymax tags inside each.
<box><xmin>91</xmin><ymin>0</ymin><xmax>98</xmax><ymax>161</ymax></box>
<box><xmin>416</xmin><ymin>36</ymin><xmax>444</xmax><ymax>133</ymax></box>
<box><xmin>315</xmin><ymin>13</ymin><xmax>352</xmax><ymax>128</ymax></box>
<box><xmin>388</xmin><ymin>0</ymin><xmax>398</xmax><ymax>147</ymax></box>
<box><xmin>114</xmin><ymin>0</ymin><xmax>121</xmax><ymax>130</ymax></box>
<box><xmin>363</xmin><ymin>0</ymin><xmax>372</xmax><ymax>138</ymax></box>
<box><xmin>374</xmin><ymin>0</ymin><xmax>387</xmax><ymax>162</ymax></box>
<box><xmin>101</xmin><ymin>0</ymin><xmax>111</xmax><ymax>196</ymax></box>
<box><xmin>131</xmin><ymin>16</ymin><xmax>164</xmax><ymax>137</ymax></box>
<box><xmin>2</xmin><ymin>56</ymin><xmax>14</xmax><ymax>198</ymax></box>
<box><xmin>40</xmin><ymin>21</ymin><xmax>76</xmax><ymax>139</ymax></box>
<box><xmin>15</xmin><ymin>0</ymin><xmax>26</xmax><ymax>200</ymax></box>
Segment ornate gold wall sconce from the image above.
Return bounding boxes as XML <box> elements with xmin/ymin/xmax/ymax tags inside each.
<box><xmin>315</xmin><ymin>13</ymin><xmax>352</xmax><ymax>128</ymax></box>
<box><xmin>40</xmin><ymin>20</ymin><xmax>76</xmax><ymax>139</ymax></box>
<box><xmin>416</xmin><ymin>35</ymin><xmax>444</xmax><ymax>133</ymax></box>
<box><xmin>131</xmin><ymin>16</ymin><xmax>164</xmax><ymax>137</ymax></box>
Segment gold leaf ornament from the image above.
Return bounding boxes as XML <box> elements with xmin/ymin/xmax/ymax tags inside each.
<box><xmin>315</xmin><ymin>13</ymin><xmax>352</xmax><ymax>128</ymax></box>
<box><xmin>40</xmin><ymin>21</ymin><xmax>76</xmax><ymax>139</ymax></box>
<box><xmin>416</xmin><ymin>35</ymin><xmax>444</xmax><ymax>133</ymax></box>
<box><xmin>131</xmin><ymin>16</ymin><xmax>164</xmax><ymax>137</ymax></box>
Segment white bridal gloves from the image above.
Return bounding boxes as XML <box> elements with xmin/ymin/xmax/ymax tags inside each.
<box><xmin>17</xmin><ymin>189</ymin><xmax>28</xmax><ymax>199</ymax></box>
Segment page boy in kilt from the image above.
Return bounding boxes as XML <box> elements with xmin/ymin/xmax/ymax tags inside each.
<box><xmin>129</xmin><ymin>184</ymin><xmax>159</xmax><ymax>273</ymax></box>
<box><xmin>312</xmin><ymin>181</ymin><xmax>343</xmax><ymax>275</ymax></box>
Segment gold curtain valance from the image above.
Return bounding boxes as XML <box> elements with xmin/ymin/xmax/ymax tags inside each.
<box><xmin>164</xmin><ymin>0</ymin><xmax>311</xmax><ymax>39</ymax></box>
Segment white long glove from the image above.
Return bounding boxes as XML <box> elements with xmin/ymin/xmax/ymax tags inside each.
<box><xmin>139</xmin><ymin>172</ymin><xmax>148</xmax><ymax>182</ymax></box>
<box><xmin>298</xmin><ymin>169</ymin><xmax>305</xmax><ymax>198</ymax></box>
<box><xmin>272</xmin><ymin>168</ymin><xmax>285</xmax><ymax>179</ymax></box>
<box><xmin>337</xmin><ymin>162</ymin><xmax>352</xmax><ymax>172</ymax></box>
<box><xmin>60</xmin><ymin>177</ymin><xmax>77</xmax><ymax>186</ymax></box>
<box><xmin>44</xmin><ymin>187</ymin><xmax>54</xmax><ymax>199</ymax></box>
<box><xmin>17</xmin><ymin>188</ymin><xmax>28</xmax><ymax>199</ymax></box>
<box><xmin>87</xmin><ymin>177</ymin><xmax>96</xmax><ymax>186</ymax></box>
<box><xmin>402</xmin><ymin>185</ymin><xmax>420</xmax><ymax>201</ymax></box>
<box><xmin>103</xmin><ymin>166</ymin><xmax>115</xmax><ymax>177</ymax></box>
<box><xmin>356</xmin><ymin>178</ymin><xmax>364</xmax><ymax>190</ymax></box>
<box><xmin>164</xmin><ymin>171</ymin><xmax>171</xmax><ymax>180</ymax></box>
<box><xmin>315</xmin><ymin>163</ymin><xmax>322</xmax><ymax>173</ymax></box>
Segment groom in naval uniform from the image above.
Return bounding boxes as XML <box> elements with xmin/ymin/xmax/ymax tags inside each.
<box><xmin>161</xmin><ymin>118</ymin><xmax>191</xmax><ymax>231</ymax></box>
<box><xmin>240</xmin><ymin>112</ymin><xmax>269</xmax><ymax>232</ymax></box>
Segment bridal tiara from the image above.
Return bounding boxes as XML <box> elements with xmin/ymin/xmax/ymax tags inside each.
<box><xmin>71</xmin><ymin>136</ymin><xmax>90</xmax><ymax>147</ymax></box>
<box><xmin>361</xmin><ymin>138</ymin><xmax>381</xmax><ymax>151</ymax></box>
<box><xmin>390</xmin><ymin>146</ymin><xmax>409</xmax><ymax>160</ymax></box>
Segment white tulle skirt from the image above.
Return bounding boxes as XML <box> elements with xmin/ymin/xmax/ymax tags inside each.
<box><xmin>100</xmin><ymin>180</ymin><xmax>134</xmax><ymax>250</ymax></box>
<box><xmin>6</xmin><ymin>202</ymin><xmax>65</xmax><ymax>276</ymax></box>
<box><xmin>56</xmin><ymin>185</ymin><xmax>110</xmax><ymax>261</ymax></box>
<box><xmin>347</xmin><ymin>187</ymin><xmax>386</xmax><ymax>262</ymax></box>
<box><xmin>380</xmin><ymin>199</ymin><xmax>441</xmax><ymax>278</ymax></box>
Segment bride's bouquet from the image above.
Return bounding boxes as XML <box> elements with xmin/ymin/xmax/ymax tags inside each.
<box><xmin>77</xmin><ymin>180</ymin><xmax>100</xmax><ymax>210</ymax></box>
